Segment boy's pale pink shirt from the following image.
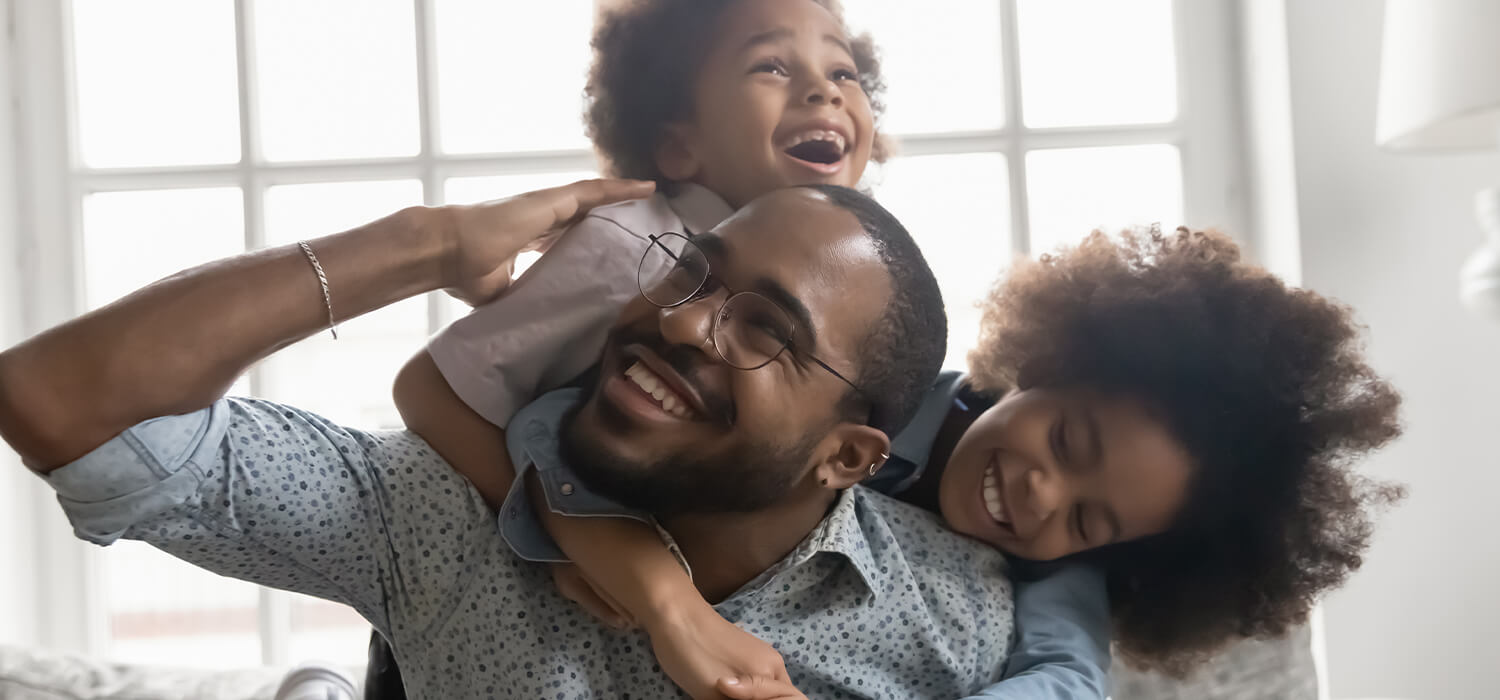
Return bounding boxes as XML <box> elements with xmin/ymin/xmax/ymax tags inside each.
<box><xmin>427</xmin><ymin>183</ymin><xmax>734</xmax><ymax>427</ymax></box>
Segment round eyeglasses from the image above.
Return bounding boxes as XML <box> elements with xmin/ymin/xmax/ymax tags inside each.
<box><xmin>637</xmin><ymin>232</ymin><xmax>867</xmax><ymax>398</ymax></box>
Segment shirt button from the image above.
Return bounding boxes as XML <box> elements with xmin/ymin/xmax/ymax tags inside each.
<box><xmin>560</xmin><ymin>483</ymin><xmax>575</xmax><ymax>496</ymax></box>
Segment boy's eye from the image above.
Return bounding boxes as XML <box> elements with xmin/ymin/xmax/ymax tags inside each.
<box><xmin>831</xmin><ymin>68</ymin><xmax>858</xmax><ymax>82</ymax></box>
<box><xmin>752</xmin><ymin>60</ymin><xmax>789</xmax><ymax>77</ymax></box>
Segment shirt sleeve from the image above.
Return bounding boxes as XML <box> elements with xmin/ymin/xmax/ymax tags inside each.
<box><xmin>41</xmin><ymin>397</ymin><xmax>498</xmax><ymax>638</ymax></box>
<box><xmin>426</xmin><ymin>212</ymin><xmax>655</xmax><ymax>428</ymax></box>
<box><xmin>496</xmin><ymin>390</ymin><xmax>651</xmax><ymax>563</ymax></box>
<box><xmin>959</xmin><ymin>563</ymin><xmax>1112</xmax><ymax>700</ymax></box>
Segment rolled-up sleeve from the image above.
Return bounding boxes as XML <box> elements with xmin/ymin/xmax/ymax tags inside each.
<box><xmin>41</xmin><ymin>397</ymin><xmax>497</xmax><ymax>637</ymax></box>
<box><xmin>962</xmin><ymin>563</ymin><xmax>1111</xmax><ymax>699</ymax></box>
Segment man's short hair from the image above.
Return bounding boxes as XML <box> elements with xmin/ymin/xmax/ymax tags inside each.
<box><xmin>800</xmin><ymin>185</ymin><xmax>946</xmax><ymax>435</ymax></box>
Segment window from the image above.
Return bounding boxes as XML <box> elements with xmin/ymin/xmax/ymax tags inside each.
<box><xmin>11</xmin><ymin>0</ymin><xmax>1243</xmax><ymax>669</ymax></box>
<box><xmin>843</xmin><ymin>0</ymin><xmax>1242</xmax><ymax>368</ymax></box>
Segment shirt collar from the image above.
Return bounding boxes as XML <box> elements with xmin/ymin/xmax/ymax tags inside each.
<box><xmin>889</xmin><ymin>371</ymin><xmax>967</xmax><ymax>468</ymax></box>
<box><xmin>667</xmin><ymin>183</ymin><xmax>735</xmax><ymax>236</ymax></box>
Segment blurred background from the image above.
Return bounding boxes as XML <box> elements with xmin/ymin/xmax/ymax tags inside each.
<box><xmin>0</xmin><ymin>1</ymin><xmax>1494</xmax><ymax>698</ymax></box>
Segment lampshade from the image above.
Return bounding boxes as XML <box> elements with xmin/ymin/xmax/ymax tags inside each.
<box><xmin>1376</xmin><ymin>0</ymin><xmax>1500</xmax><ymax>151</ymax></box>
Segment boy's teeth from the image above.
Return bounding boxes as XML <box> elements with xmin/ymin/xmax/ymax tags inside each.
<box><xmin>785</xmin><ymin>129</ymin><xmax>847</xmax><ymax>152</ymax></box>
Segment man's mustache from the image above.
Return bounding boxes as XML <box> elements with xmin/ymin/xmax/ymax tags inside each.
<box><xmin>611</xmin><ymin>326</ymin><xmax>737</xmax><ymax>425</ymax></box>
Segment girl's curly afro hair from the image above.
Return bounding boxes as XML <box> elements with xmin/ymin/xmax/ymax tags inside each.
<box><xmin>969</xmin><ymin>227</ymin><xmax>1404</xmax><ymax>675</ymax></box>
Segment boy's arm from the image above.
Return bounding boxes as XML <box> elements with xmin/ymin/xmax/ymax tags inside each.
<box><xmin>533</xmin><ymin>485</ymin><xmax>789</xmax><ymax>699</ymax></box>
<box><xmin>393</xmin><ymin>349</ymin><xmax>514</xmax><ymax>508</ymax></box>
<box><xmin>960</xmin><ymin>563</ymin><xmax>1112</xmax><ymax>700</ymax></box>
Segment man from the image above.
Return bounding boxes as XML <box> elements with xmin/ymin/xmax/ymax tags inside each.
<box><xmin>0</xmin><ymin>180</ymin><xmax>1013</xmax><ymax>698</ymax></box>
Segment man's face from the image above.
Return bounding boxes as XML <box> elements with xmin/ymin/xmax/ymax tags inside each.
<box><xmin>564</xmin><ymin>189</ymin><xmax>890</xmax><ymax>516</ymax></box>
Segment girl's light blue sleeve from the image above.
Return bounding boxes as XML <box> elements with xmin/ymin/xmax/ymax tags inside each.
<box><xmin>959</xmin><ymin>562</ymin><xmax>1112</xmax><ymax>700</ymax></box>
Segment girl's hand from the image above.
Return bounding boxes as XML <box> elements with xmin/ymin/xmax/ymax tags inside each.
<box><xmin>643</xmin><ymin>603</ymin><xmax>789</xmax><ymax>700</ymax></box>
<box><xmin>550</xmin><ymin>563</ymin><xmax>635</xmax><ymax>629</ymax></box>
<box><xmin>717</xmin><ymin>676</ymin><xmax>810</xmax><ymax>700</ymax></box>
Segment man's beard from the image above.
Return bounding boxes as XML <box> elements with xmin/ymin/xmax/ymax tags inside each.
<box><xmin>561</xmin><ymin>405</ymin><xmax>822</xmax><ymax>518</ymax></box>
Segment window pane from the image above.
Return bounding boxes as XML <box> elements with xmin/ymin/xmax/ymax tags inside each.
<box><xmin>442</xmin><ymin>171</ymin><xmax>597</xmax><ymax>318</ymax></box>
<box><xmin>82</xmin><ymin>188</ymin><xmax>245</xmax><ymax>310</ymax></box>
<box><xmin>254</xmin><ymin>0</ymin><xmax>419</xmax><ymax>161</ymax></box>
<box><xmin>434</xmin><ymin>0</ymin><xmax>593</xmax><ymax>154</ymax></box>
<box><xmin>288</xmin><ymin>593</ymin><xmax>371</xmax><ymax>666</ymax></box>
<box><xmin>842</xmin><ymin>0</ymin><xmax>1005</xmax><ymax>135</ymax></box>
<box><xmin>1025</xmin><ymin>144</ymin><xmax>1183</xmax><ymax>256</ymax></box>
<box><xmin>101</xmin><ymin>541</ymin><xmax>261</xmax><ymax>668</ymax></box>
<box><xmin>261</xmin><ymin>180</ymin><xmax>427</xmax><ymax>429</ymax></box>
<box><xmin>871</xmin><ymin>153</ymin><xmax>1009</xmax><ymax>370</ymax></box>
<box><xmin>71</xmin><ymin>0</ymin><xmax>240</xmax><ymax>168</ymax></box>
<box><xmin>1017</xmin><ymin>0</ymin><xmax>1177</xmax><ymax>128</ymax></box>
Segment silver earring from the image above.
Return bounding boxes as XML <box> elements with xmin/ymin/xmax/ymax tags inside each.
<box><xmin>868</xmin><ymin>452</ymin><xmax>889</xmax><ymax>476</ymax></box>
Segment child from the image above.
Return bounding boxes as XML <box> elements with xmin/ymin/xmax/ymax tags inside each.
<box><xmin>388</xmin><ymin>0</ymin><xmax>1114</xmax><ymax>698</ymax></box>
<box><xmin>496</xmin><ymin>226</ymin><xmax>1403</xmax><ymax>700</ymax></box>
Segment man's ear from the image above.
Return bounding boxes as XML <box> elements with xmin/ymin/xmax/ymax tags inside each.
<box><xmin>812</xmin><ymin>423</ymin><xmax>892</xmax><ymax>490</ymax></box>
<box><xmin>654</xmin><ymin>124</ymin><xmax>701</xmax><ymax>182</ymax></box>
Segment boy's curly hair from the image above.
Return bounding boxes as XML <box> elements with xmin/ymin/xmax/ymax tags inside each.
<box><xmin>585</xmin><ymin>0</ymin><xmax>889</xmax><ymax>186</ymax></box>
<box><xmin>968</xmin><ymin>228</ymin><xmax>1404</xmax><ymax>675</ymax></box>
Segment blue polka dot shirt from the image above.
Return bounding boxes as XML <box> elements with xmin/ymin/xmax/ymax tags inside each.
<box><xmin>44</xmin><ymin>397</ymin><xmax>1014</xmax><ymax>698</ymax></box>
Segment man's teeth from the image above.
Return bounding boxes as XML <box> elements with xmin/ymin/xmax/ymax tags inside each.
<box><xmin>783</xmin><ymin>129</ymin><xmax>847</xmax><ymax>153</ymax></box>
<box><xmin>624</xmin><ymin>362</ymin><xmax>692</xmax><ymax>419</ymax></box>
<box><xmin>982</xmin><ymin>465</ymin><xmax>1010</xmax><ymax>525</ymax></box>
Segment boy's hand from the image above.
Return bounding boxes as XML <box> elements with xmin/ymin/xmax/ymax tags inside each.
<box><xmin>716</xmin><ymin>676</ymin><xmax>810</xmax><ymax>700</ymax></box>
<box><xmin>441</xmin><ymin>178</ymin><xmax>655</xmax><ymax>306</ymax></box>
<box><xmin>644</xmin><ymin>603</ymin><xmax>789</xmax><ymax>700</ymax></box>
<box><xmin>551</xmin><ymin>563</ymin><xmax>635</xmax><ymax>629</ymax></box>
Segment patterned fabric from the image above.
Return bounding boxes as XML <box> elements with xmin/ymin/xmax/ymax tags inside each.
<box><xmin>43</xmin><ymin>397</ymin><xmax>1015</xmax><ymax>699</ymax></box>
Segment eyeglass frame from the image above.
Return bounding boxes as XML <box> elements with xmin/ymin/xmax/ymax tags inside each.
<box><xmin>637</xmin><ymin>232</ymin><xmax>870</xmax><ymax>400</ymax></box>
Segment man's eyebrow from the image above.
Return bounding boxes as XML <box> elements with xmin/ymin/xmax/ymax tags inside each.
<box><xmin>697</xmin><ymin>233</ymin><xmax>820</xmax><ymax>351</ymax></box>
<box><xmin>752</xmin><ymin>276</ymin><xmax>818</xmax><ymax>352</ymax></box>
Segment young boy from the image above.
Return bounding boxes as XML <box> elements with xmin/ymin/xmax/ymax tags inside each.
<box><xmin>386</xmin><ymin>0</ymin><xmax>1112</xmax><ymax>698</ymax></box>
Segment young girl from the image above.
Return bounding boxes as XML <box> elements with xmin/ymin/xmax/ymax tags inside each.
<box><xmin>385</xmin><ymin>0</ymin><xmax>1115</xmax><ymax>698</ymax></box>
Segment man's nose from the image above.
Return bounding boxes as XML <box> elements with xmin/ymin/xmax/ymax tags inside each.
<box><xmin>657</xmin><ymin>295</ymin><xmax>722</xmax><ymax>360</ymax></box>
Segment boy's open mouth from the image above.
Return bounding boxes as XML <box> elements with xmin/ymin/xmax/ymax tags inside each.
<box><xmin>780</xmin><ymin>129</ymin><xmax>848</xmax><ymax>166</ymax></box>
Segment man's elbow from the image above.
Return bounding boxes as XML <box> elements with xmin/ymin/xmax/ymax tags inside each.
<box><xmin>0</xmin><ymin>346</ymin><xmax>70</xmax><ymax>468</ymax></box>
<box><xmin>0</xmin><ymin>343</ymin><xmax>119</xmax><ymax>470</ymax></box>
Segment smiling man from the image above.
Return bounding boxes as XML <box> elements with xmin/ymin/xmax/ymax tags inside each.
<box><xmin>0</xmin><ymin>181</ymin><xmax>1014</xmax><ymax>698</ymax></box>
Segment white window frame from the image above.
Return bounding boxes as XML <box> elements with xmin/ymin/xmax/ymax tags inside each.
<box><xmin>6</xmin><ymin>0</ymin><xmax>1250</xmax><ymax>664</ymax></box>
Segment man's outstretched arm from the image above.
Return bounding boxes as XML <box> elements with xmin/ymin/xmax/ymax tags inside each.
<box><xmin>0</xmin><ymin>179</ymin><xmax>654</xmax><ymax>470</ymax></box>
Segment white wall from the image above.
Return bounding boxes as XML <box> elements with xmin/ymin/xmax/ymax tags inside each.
<box><xmin>0</xmin><ymin>0</ymin><xmax>44</xmax><ymax>647</ymax></box>
<box><xmin>1282</xmin><ymin>1</ymin><xmax>1500</xmax><ymax>698</ymax></box>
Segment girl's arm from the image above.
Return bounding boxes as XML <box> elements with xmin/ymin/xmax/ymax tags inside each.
<box><xmin>960</xmin><ymin>563</ymin><xmax>1112</xmax><ymax>699</ymax></box>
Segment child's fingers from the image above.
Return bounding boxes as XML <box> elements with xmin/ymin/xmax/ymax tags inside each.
<box><xmin>715</xmin><ymin>676</ymin><xmax>806</xmax><ymax>700</ymax></box>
